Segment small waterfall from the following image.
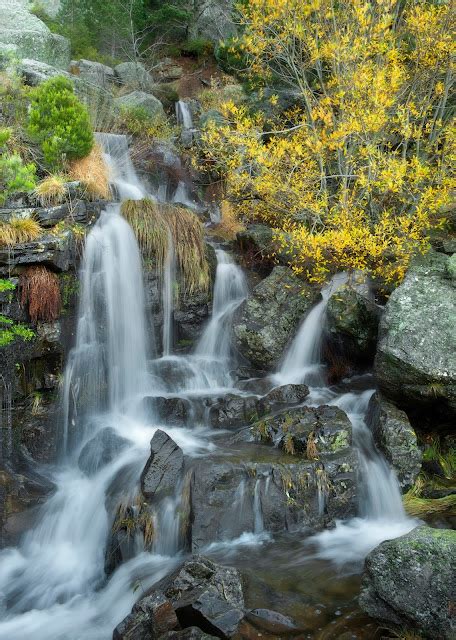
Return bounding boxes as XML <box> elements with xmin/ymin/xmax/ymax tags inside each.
<box><xmin>253</xmin><ymin>478</ymin><xmax>264</xmax><ymax>534</ymax></box>
<box><xmin>61</xmin><ymin>204</ymin><xmax>150</xmax><ymax>452</ymax></box>
<box><xmin>175</xmin><ymin>100</ymin><xmax>193</xmax><ymax>130</ymax></box>
<box><xmin>196</xmin><ymin>249</ymin><xmax>248</xmax><ymax>362</ymax></box>
<box><xmin>162</xmin><ymin>229</ymin><xmax>176</xmax><ymax>356</ymax></box>
<box><xmin>275</xmin><ymin>273</ymin><xmax>348</xmax><ymax>386</ymax></box>
<box><xmin>95</xmin><ymin>133</ymin><xmax>145</xmax><ymax>201</ymax></box>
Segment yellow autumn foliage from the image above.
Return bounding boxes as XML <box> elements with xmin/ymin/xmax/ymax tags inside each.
<box><xmin>199</xmin><ymin>0</ymin><xmax>455</xmax><ymax>284</ymax></box>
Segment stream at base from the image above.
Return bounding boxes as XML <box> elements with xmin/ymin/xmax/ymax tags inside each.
<box><xmin>0</xmin><ymin>135</ymin><xmax>416</xmax><ymax>640</ymax></box>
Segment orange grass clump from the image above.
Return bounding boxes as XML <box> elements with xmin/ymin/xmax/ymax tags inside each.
<box><xmin>68</xmin><ymin>144</ymin><xmax>111</xmax><ymax>200</ymax></box>
<box><xmin>20</xmin><ymin>265</ymin><xmax>61</xmax><ymax>323</ymax></box>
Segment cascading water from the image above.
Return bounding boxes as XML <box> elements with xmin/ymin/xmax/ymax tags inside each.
<box><xmin>0</xmin><ymin>135</ymin><xmax>208</xmax><ymax>640</ymax></box>
<box><xmin>274</xmin><ymin>272</ymin><xmax>348</xmax><ymax>386</ymax></box>
<box><xmin>196</xmin><ymin>249</ymin><xmax>248</xmax><ymax>363</ymax></box>
<box><xmin>273</xmin><ymin>273</ymin><xmax>416</xmax><ymax>565</ymax></box>
<box><xmin>95</xmin><ymin>133</ymin><xmax>145</xmax><ymax>201</ymax></box>
<box><xmin>175</xmin><ymin>100</ymin><xmax>194</xmax><ymax>130</ymax></box>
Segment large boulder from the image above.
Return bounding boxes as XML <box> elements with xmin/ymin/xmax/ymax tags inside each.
<box><xmin>69</xmin><ymin>58</ymin><xmax>116</xmax><ymax>87</ymax></box>
<box><xmin>359</xmin><ymin>526</ymin><xmax>456</xmax><ymax>639</ymax></box>
<box><xmin>113</xmin><ymin>590</ymin><xmax>179</xmax><ymax>640</ymax></box>
<box><xmin>141</xmin><ymin>430</ymin><xmax>184</xmax><ymax>501</ymax></box>
<box><xmin>375</xmin><ymin>252</ymin><xmax>456</xmax><ymax>423</ymax></box>
<box><xmin>233</xmin><ymin>266</ymin><xmax>319</xmax><ymax>370</ymax></box>
<box><xmin>366</xmin><ymin>393</ymin><xmax>422</xmax><ymax>491</ymax></box>
<box><xmin>0</xmin><ymin>0</ymin><xmax>70</xmax><ymax>68</ymax></box>
<box><xmin>115</xmin><ymin>91</ymin><xmax>165</xmax><ymax>119</ymax></box>
<box><xmin>325</xmin><ymin>278</ymin><xmax>380</xmax><ymax>365</ymax></box>
<box><xmin>190</xmin><ymin>0</ymin><xmax>236</xmax><ymax>43</ymax></box>
<box><xmin>114</xmin><ymin>61</ymin><xmax>154</xmax><ymax>91</ymax></box>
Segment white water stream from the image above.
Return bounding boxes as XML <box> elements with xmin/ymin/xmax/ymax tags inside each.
<box><xmin>0</xmin><ymin>136</ymin><xmax>416</xmax><ymax>639</ymax></box>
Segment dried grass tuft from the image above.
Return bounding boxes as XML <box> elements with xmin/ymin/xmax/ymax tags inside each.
<box><xmin>306</xmin><ymin>431</ymin><xmax>319</xmax><ymax>460</ymax></box>
<box><xmin>121</xmin><ymin>199</ymin><xmax>210</xmax><ymax>294</ymax></box>
<box><xmin>20</xmin><ymin>265</ymin><xmax>61</xmax><ymax>323</ymax></box>
<box><xmin>210</xmin><ymin>200</ymin><xmax>245</xmax><ymax>241</ymax></box>
<box><xmin>68</xmin><ymin>143</ymin><xmax>111</xmax><ymax>200</ymax></box>
<box><xmin>34</xmin><ymin>175</ymin><xmax>67</xmax><ymax>207</ymax></box>
<box><xmin>0</xmin><ymin>217</ymin><xmax>43</xmax><ymax>246</ymax></box>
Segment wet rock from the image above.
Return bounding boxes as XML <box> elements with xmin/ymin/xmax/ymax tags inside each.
<box><xmin>359</xmin><ymin>526</ymin><xmax>456</xmax><ymax>639</ymax></box>
<box><xmin>155</xmin><ymin>556</ymin><xmax>245</xmax><ymax>638</ymax></box>
<box><xmin>141</xmin><ymin>430</ymin><xmax>184</xmax><ymax>501</ymax></box>
<box><xmin>262</xmin><ymin>384</ymin><xmax>309</xmax><ymax>407</ymax></box>
<box><xmin>374</xmin><ymin>251</ymin><xmax>456</xmax><ymax>424</ymax></box>
<box><xmin>209</xmin><ymin>394</ymin><xmax>261</xmax><ymax>429</ymax></box>
<box><xmin>189</xmin><ymin>447</ymin><xmax>358</xmax><ymax>550</ymax></box>
<box><xmin>252</xmin><ymin>405</ymin><xmax>352</xmax><ymax>458</ymax></box>
<box><xmin>366</xmin><ymin>393</ymin><xmax>422</xmax><ymax>491</ymax></box>
<box><xmin>115</xmin><ymin>61</ymin><xmax>154</xmax><ymax>91</ymax></box>
<box><xmin>325</xmin><ymin>278</ymin><xmax>380</xmax><ymax>365</ymax></box>
<box><xmin>115</xmin><ymin>91</ymin><xmax>165</xmax><ymax>119</ymax></box>
<box><xmin>236</xmin><ymin>225</ymin><xmax>274</xmax><ymax>262</ymax></box>
<box><xmin>78</xmin><ymin>428</ymin><xmax>130</xmax><ymax>476</ymax></box>
<box><xmin>113</xmin><ymin>590</ymin><xmax>179</xmax><ymax>640</ymax></box>
<box><xmin>235</xmin><ymin>378</ymin><xmax>274</xmax><ymax>396</ymax></box>
<box><xmin>233</xmin><ymin>266</ymin><xmax>319</xmax><ymax>370</ymax></box>
<box><xmin>154</xmin><ymin>397</ymin><xmax>193</xmax><ymax>427</ymax></box>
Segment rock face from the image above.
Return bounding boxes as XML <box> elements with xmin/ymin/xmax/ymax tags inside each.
<box><xmin>325</xmin><ymin>280</ymin><xmax>380</xmax><ymax>365</ymax></box>
<box><xmin>190</xmin><ymin>0</ymin><xmax>237</xmax><ymax>42</ymax></box>
<box><xmin>375</xmin><ymin>252</ymin><xmax>456</xmax><ymax>423</ymax></box>
<box><xmin>189</xmin><ymin>405</ymin><xmax>357</xmax><ymax>550</ymax></box>
<box><xmin>233</xmin><ymin>266</ymin><xmax>319</xmax><ymax>370</ymax></box>
<box><xmin>0</xmin><ymin>0</ymin><xmax>70</xmax><ymax>67</ymax></box>
<box><xmin>366</xmin><ymin>393</ymin><xmax>422</xmax><ymax>491</ymax></box>
<box><xmin>70</xmin><ymin>58</ymin><xmax>116</xmax><ymax>87</ymax></box>
<box><xmin>359</xmin><ymin>526</ymin><xmax>456</xmax><ymax>639</ymax></box>
<box><xmin>141</xmin><ymin>430</ymin><xmax>184</xmax><ymax>500</ymax></box>
<box><xmin>115</xmin><ymin>90</ymin><xmax>165</xmax><ymax>119</ymax></box>
<box><xmin>115</xmin><ymin>61</ymin><xmax>154</xmax><ymax>91</ymax></box>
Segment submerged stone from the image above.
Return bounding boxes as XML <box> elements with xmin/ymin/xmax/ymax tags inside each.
<box><xmin>78</xmin><ymin>428</ymin><xmax>130</xmax><ymax>476</ymax></box>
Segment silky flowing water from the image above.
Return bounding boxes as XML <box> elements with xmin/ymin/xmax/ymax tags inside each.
<box><xmin>0</xmin><ymin>136</ymin><xmax>416</xmax><ymax>640</ymax></box>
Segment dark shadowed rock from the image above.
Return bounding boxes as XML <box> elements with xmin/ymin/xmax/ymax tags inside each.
<box><xmin>78</xmin><ymin>427</ymin><xmax>130</xmax><ymax>476</ymax></box>
<box><xmin>233</xmin><ymin>266</ymin><xmax>319</xmax><ymax>370</ymax></box>
<box><xmin>141</xmin><ymin>430</ymin><xmax>184</xmax><ymax>500</ymax></box>
<box><xmin>325</xmin><ymin>280</ymin><xmax>380</xmax><ymax>365</ymax></box>
<box><xmin>359</xmin><ymin>526</ymin><xmax>456</xmax><ymax>639</ymax></box>
<box><xmin>113</xmin><ymin>590</ymin><xmax>178</xmax><ymax>640</ymax></box>
<box><xmin>366</xmin><ymin>393</ymin><xmax>422</xmax><ymax>491</ymax></box>
<box><xmin>262</xmin><ymin>384</ymin><xmax>309</xmax><ymax>407</ymax></box>
<box><xmin>155</xmin><ymin>556</ymin><xmax>245</xmax><ymax>639</ymax></box>
<box><xmin>209</xmin><ymin>394</ymin><xmax>261</xmax><ymax>428</ymax></box>
<box><xmin>375</xmin><ymin>252</ymin><xmax>456</xmax><ymax>423</ymax></box>
<box><xmin>165</xmin><ymin>628</ymin><xmax>218</xmax><ymax>639</ymax></box>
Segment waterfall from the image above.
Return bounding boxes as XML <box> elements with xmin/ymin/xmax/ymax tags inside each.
<box><xmin>274</xmin><ymin>272</ymin><xmax>348</xmax><ymax>386</ymax></box>
<box><xmin>196</xmin><ymin>249</ymin><xmax>248</xmax><ymax>362</ymax></box>
<box><xmin>95</xmin><ymin>133</ymin><xmax>145</xmax><ymax>201</ymax></box>
<box><xmin>162</xmin><ymin>228</ymin><xmax>176</xmax><ymax>356</ymax></box>
<box><xmin>175</xmin><ymin>100</ymin><xmax>193</xmax><ymax>130</ymax></box>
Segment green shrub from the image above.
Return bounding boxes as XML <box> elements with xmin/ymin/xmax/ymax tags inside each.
<box><xmin>180</xmin><ymin>38</ymin><xmax>214</xmax><ymax>58</ymax></box>
<box><xmin>0</xmin><ymin>129</ymin><xmax>36</xmax><ymax>205</ymax></box>
<box><xmin>28</xmin><ymin>76</ymin><xmax>94</xmax><ymax>169</ymax></box>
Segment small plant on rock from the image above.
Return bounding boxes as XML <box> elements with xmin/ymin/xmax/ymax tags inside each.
<box><xmin>0</xmin><ymin>128</ymin><xmax>36</xmax><ymax>205</ymax></box>
<box><xmin>28</xmin><ymin>76</ymin><xmax>94</xmax><ymax>170</ymax></box>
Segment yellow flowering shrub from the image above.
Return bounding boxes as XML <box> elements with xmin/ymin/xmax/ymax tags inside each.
<box><xmin>199</xmin><ymin>0</ymin><xmax>455</xmax><ymax>284</ymax></box>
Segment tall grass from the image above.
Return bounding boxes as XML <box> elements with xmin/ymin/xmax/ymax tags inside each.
<box><xmin>20</xmin><ymin>265</ymin><xmax>61</xmax><ymax>323</ymax></box>
<box><xmin>121</xmin><ymin>199</ymin><xmax>210</xmax><ymax>294</ymax></box>
<box><xmin>68</xmin><ymin>144</ymin><xmax>111</xmax><ymax>201</ymax></box>
<box><xmin>34</xmin><ymin>175</ymin><xmax>67</xmax><ymax>207</ymax></box>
